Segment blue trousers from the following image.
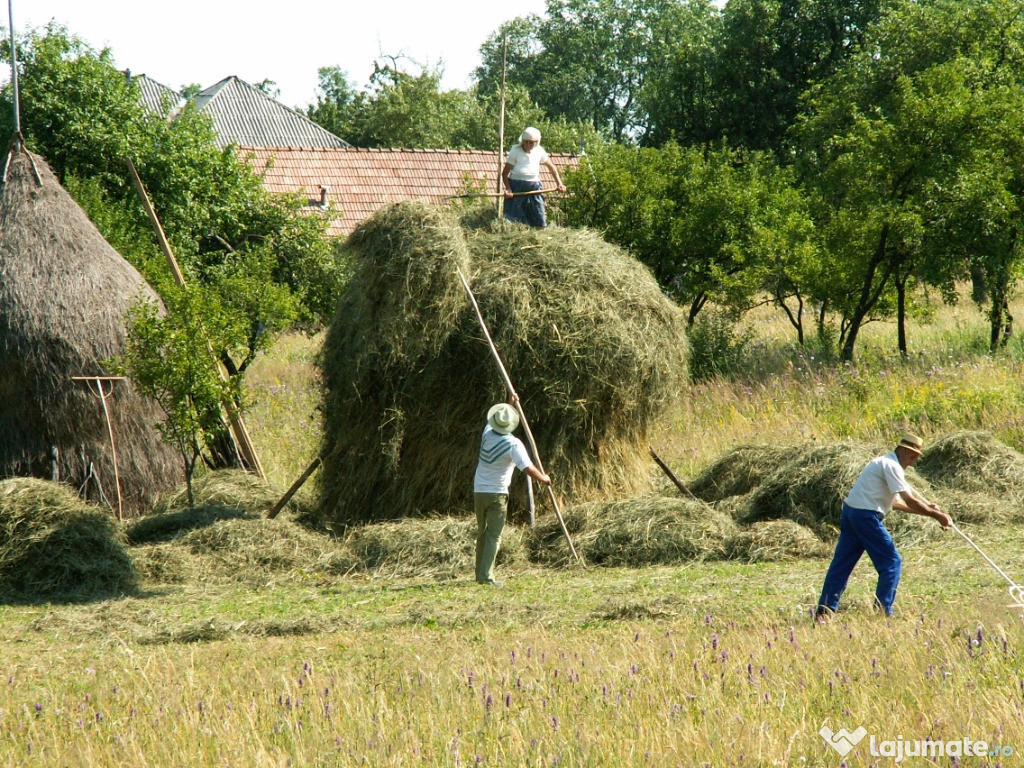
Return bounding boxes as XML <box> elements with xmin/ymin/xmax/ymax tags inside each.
<box><xmin>504</xmin><ymin>179</ymin><xmax>546</xmax><ymax>228</ymax></box>
<box><xmin>817</xmin><ymin>504</ymin><xmax>902</xmax><ymax>615</ymax></box>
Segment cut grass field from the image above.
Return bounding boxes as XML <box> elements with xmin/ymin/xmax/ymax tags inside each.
<box><xmin>5</xmin><ymin>295</ymin><xmax>1024</xmax><ymax>766</ymax></box>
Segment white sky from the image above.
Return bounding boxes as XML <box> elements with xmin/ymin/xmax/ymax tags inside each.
<box><xmin>14</xmin><ymin>0</ymin><xmax>549</xmax><ymax>109</ymax></box>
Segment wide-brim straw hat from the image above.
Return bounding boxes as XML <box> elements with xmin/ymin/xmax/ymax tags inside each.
<box><xmin>487</xmin><ymin>403</ymin><xmax>520</xmax><ymax>435</ymax></box>
<box><xmin>897</xmin><ymin>433</ymin><xmax>924</xmax><ymax>455</ymax></box>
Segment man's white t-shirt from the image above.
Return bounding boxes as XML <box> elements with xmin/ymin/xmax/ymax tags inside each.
<box><xmin>844</xmin><ymin>451</ymin><xmax>913</xmax><ymax>515</ymax></box>
<box><xmin>474</xmin><ymin>425</ymin><xmax>533</xmax><ymax>494</ymax></box>
<box><xmin>505</xmin><ymin>144</ymin><xmax>550</xmax><ymax>181</ymax></box>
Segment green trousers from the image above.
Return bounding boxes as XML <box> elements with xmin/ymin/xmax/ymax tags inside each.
<box><xmin>474</xmin><ymin>492</ymin><xmax>508</xmax><ymax>583</ymax></box>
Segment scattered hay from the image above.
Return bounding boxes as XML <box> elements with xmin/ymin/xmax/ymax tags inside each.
<box><xmin>342</xmin><ymin>517</ymin><xmax>525</xmax><ymax>579</ymax></box>
<box><xmin>127</xmin><ymin>470</ymin><xmax>276</xmax><ymax>545</ymax></box>
<box><xmin>179</xmin><ymin>518</ymin><xmax>351</xmax><ymax>582</ymax></box>
<box><xmin>916</xmin><ymin>431</ymin><xmax>1024</xmax><ymax>499</ymax></box>
<box><xmin>318</xmin><ymin>202</ymin><xmax>689</xmax><ymax>527</ymax></box>
<box><xmin>0</xmin><ymin>478</ymin><xmax>137</xmax><ymax>601</ymax></box>
<box><xmin>725</xmin><ymin>521</ymin><xmax>831</xmax><ymax>562</ymax></box>
<box><xmin>688</xmin><ymin>445</ymin><xmax>803</xmax><ymax>502</ymax></box>
<box><xmin>131</xmin><ymin>543</ymin><xmax>195</xmax><ymax>584</ymax></box>
<box><xmin>529</xmin><ymin>497</ymin><xmax>737</xmax><ymax>568</ymax></box>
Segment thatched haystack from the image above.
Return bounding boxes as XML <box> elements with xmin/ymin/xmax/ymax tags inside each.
<box><xmin>724</xmin><ymin>520</ymin><xmax>830</xmax><ymax>562</ymax></box>
<box><xmin>0</xmin><ymin>477</ymin><xmax>137</xmax><ymax>601</ymax></box>
<box><xmin>528</xmin><ymin>497</ymin><xmax>736</xmax><ymax>567</ymax></box>
<box><xmin>916</xmin><ymin>431</ymin><xmax>1024</xmax><ymax>499</ymax></box>
<box><xmin>0</xmin><ymin>149</ymin><xmax>179</xmax><ymax>514</ymax></box>
<box><xmin>318</xmin><ymin>202</ymin><xmax>689</xmax><ymax>526</ymax></box>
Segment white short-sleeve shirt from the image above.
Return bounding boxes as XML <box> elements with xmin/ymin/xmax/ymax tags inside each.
<box><xmin>474</xmin><ymin>425</ymin><xmax>533</xmax><ymax>494</ymax></box>
<box><xmin>844</xmin><ymin>451</ymin><xmax>913</xmax><ymax>515</ymax></box>
<box><xmin>505</xmin><ymin>144</ymin><xmax>550</xmax><ymax>182</ymax></box>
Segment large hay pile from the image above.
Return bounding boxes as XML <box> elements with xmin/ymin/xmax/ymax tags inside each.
<box><xmin>318</xmin><ymin>202</ymin><xmax>689</xmax><ymax>527</ymax></box>
<box><xmin>0</xmin><ymin>478</ymin><xmax>137</xmax><ymax>601</ymax></box>
<box><xmin>0</xmin><ymin>149</ymin><xmax>179</xmax><ymax>514</ymax></box>
<box><xmin>916</xmin><ymin>431</ymin><xmax>1024</xmax><ymax>498</ymax></box>
<box><xmin>528</xmin><ymin>497</ymin><xmax>736</xmax><ymax>567</ymax></box>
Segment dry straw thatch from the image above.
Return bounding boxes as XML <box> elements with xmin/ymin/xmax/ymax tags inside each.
<box><xmin>528</xmin><ymin>497</ymin><xmax>737</xmax><ymax>567</ymax></box>
<box><xmin>318</xmin><ymin>202</ymin><xmax>689</xmax><ymax>527</ymax></box>
<box><xmin>0</xmin><ymin>149</ymin><xmax>178</xmax><ymax>514</ymax></box>
<box><xmin>0</xmin><ymin>477</ymin><xmax>137</xmax><ymax>601</ymax></box>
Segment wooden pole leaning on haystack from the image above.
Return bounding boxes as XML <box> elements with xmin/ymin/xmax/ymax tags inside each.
<box><xmin>455</xmin><ymin>266</ymin><xmax>584</xmax><ymax>566</ymax></box>
<box><xmin>267</xmin><ymin>444</ymin><xmax>338</xmax><ymax>519</ymax></box>
<box><xmin>125</xmin><ymin>158</ymin><xmax>266</xmax><ymax>480</ymax></box>
<box><xmin>71</xmin><ymin>376</ymin><xmax>126</xmax><ymax>521</ymax></box>
<box><xmin>649</xmin><ymin>446</ymin><xmax>700</xmax><ymax>502</ymax></box>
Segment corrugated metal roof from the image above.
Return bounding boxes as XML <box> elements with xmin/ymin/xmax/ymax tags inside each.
<box><xmin>194</xmin><ymin>76</ymin><xmax>350</xmax><ymax>149</ymax></box>
<box><xmin>132</xmin><ymin>74</ymin><xmax>185</xmax><ymax>117</ymax></box>
<box><xmin>237</xmin><ymin>146</ymin><xmax>580</xmax><ymax>237</ymax></box>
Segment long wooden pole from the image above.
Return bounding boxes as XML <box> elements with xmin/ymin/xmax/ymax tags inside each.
<box><xmin>456</xmin><ymin>266</ymin><xmax>583</xmax><ymax>566</ymax></box>
<box><xmin>126</xmin><ymin>158</ymin><xmax>266</xmax><ymax>480</ymax></box>
<box><xmin>496</xmin><ymin>36</ymin><xmax>507</xmax><ymax>216</ymax></box>
<box><xmin>649</xmin><ymin>446</ymin><xmax>700</xmax><ymax>501</ymax></box>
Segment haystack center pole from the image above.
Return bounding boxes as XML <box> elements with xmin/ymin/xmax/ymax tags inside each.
<box><xmin>456</xmin><ymin>266</ymin><xmax>583</xmax><ymax>566</ymax></box>
<box><xmin>7</xmin><ymin>0</ymin><xmax>20</xmax><ymax>138</ymax></box>
<box><xmin>125</xmin><ymin>157</ymin><xmax>266</xmax><ymax>481</ymax></box>
<box><xmin>496</xmin><ymin>36</ymin><xmax>507</xmax><ymax>216</ymax></box>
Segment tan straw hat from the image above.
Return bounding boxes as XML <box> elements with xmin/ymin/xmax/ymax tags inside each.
<box><xmin>487</xmin><ymin>403</ymin><xmax>520</xmax><ymax>435</ymax></box>
<box><xmin>897</xmin><ymin>433</ymin><xmax>924</xmax><ymax>455</ymax></box>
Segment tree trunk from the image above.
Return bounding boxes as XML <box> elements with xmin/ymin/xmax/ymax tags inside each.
<box><xmin>840</xmin><ymin>225</ymin><xmax>892</xmax><ymax>362</ymax></box>
<box><xmin>896</xmin><ymin>276</ymin><xmax>908</xmax><ymax>358</ymax></box>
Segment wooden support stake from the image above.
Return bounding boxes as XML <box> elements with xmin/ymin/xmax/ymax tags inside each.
<box><xmin>456</xmin><ymin>266</ymin><xmax>584</xmax><ymax>566</ymax></box>
<box><xmin>267</xmin><ymin>447</ymin><xmax>332</xmax><ymax>519</ymax></box>
<box><xmin>126</xmin><ymin>157</ymin><xmax>266</xmax><ymax>480</ymax></box>
<box><xmin>71</xmin><ymin>375</ymin><xmax>126</xmax><ymax>520</ymax></box>
<box><xmin>649</xmin><ymin>446</ymin><xmax>700</xmax><ymax>501</ymax></box>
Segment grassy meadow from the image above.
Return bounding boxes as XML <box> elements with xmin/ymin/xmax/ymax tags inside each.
<box><xmin>3</xmin><ymin>295</ymin><xmax>1024</xmax><ymax>766</ymax></box>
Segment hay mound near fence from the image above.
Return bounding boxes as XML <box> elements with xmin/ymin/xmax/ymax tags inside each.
<box><xmin>725</xmin><ymin>520</ymin><xmax>831</xmax><ymax>562</ymax></box>
<box><xmin>342</xmin><ymin>517</ymin><xmax>525</xmax><ymax>579</ymax></box>
<box><xmin>0</xmin><ymin>478</ymin><xmax>137</xmax><ymax>601</ymax></box>
<box><xmin>318</xmin><ymin>202</ymin><xmax>689</xmax><ymax>527</ymax></box>
<box><xmin>529</xmin><ymin>497</ymin><xmax>736</xmax><ymax>567</ymax></box>
<box><xmin>916</xmin><ymin>431</ymin><xmax>1024</xmax><ymax>499</ymax></box>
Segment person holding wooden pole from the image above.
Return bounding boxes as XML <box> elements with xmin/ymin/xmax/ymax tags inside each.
<box><xmin>502</xmin><ymin>127</ymin><xmax>565</xmax><ymax>228</ymax></box>
<box><xmin>474</xmin><ymin>393</ymin><xmax>551</xmax><ymax>586</ymax></box>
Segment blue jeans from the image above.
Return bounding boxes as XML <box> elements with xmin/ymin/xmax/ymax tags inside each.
<box><xmin>504</xmin><ymin>179</ymin><xmax>546</xmax><ymax>228</ymax></box>
<box><xmin>817</xmin><ymin>504</ymin><xmax>902</xmax><ymax>615</ymax></box>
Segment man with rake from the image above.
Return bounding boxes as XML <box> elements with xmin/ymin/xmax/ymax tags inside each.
<box><xmin>474</xmin><ymin>395</ymin><xmax>551</xmax><ymax>586</ymax></box>
<box><xmin>816</xmin><ymin>433</ymin><xmax>951</xmax><ymax>621</ymax></box>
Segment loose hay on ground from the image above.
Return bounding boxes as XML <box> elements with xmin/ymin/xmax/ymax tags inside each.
<box><xmin>688</xmin><ymin>445</ymin><xmax>803</xmax><ymax>502</ymax></box>
<box><xmin>916</xmin><ymin>431</ymin><xmax>1024</xmax><ymax>501</ymax></box>
<box><xmin>0</xmin><ymin>478</ymin><xmax>137</xmax><ymax>601</ymax></box>
<box><xmin>725</xmin><ymin>520</ymin><xmax>831</xmax><ymax>562</ymax></box>
<box><xmin>529</xmin><ymin>497</ymin><xmax>737</xmax><ymax>568</ymax></box>
<box><xmin>342</xmin><ymin>517</ymin><xmax>524</xmax><ymax>579</ymax></box>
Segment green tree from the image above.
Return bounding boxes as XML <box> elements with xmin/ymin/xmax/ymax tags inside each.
<box><xmin>114</xmin><ymin>288</ymin><xmax>243</xmax><ymax>507</ymax></box>
<box><xmin>793</xmin><ymin>0</ymin><xmax>1024</xmax><ymax>359</ymax></box>
<box><xmin>564</xmin><ymin>142</ymin><xmax>818</xmax><ymax>329</ymax></box>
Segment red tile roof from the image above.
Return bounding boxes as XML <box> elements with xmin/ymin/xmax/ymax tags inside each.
<box><xmin>236</xmin><ymin>146</ymin><xmax>580</xmax><ymax>237</ymax></box>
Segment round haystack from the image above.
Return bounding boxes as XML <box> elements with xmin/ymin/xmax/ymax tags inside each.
<box><xmin>528</xmin><ymin>497</ymin><xmax>736</xmax><ymax>567</ymax></box>
<box><xmin>724</xmin><ymin>520</ymin><xmax>831</xmax><ymax>562</ymax></box>
<box><xmin>0</xmin><ymin>477</ymin><xmax>138</xmax><ymax>601</ymax></box>
<box><xmin>0</xmin><ymin>149</ymin><xmax>179</xmax><ymax>514</ymax></box>
<box><xmin>318</xmin><ymin>203</ymin><xmax>689</xmax><ymax>527</ymax></box>
<box><xmin>916</xmin><ymin>431</ymin><xmax>1024</xmax><ymax>499</ymax></box>
<box><xmin>341</xmin><ymin>517</ymin><xmax>525</xmax><ymax>579</ymax></box>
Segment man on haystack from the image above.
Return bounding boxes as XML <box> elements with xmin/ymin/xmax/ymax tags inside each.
<box><xmin>816</xmin><ymin>433</ymin><xmax>952</xmax><ymax>621</ymax></box>
<box><xmin>502</xmin><ymin>127</ymin><xmax>566</xmax><ymax>228</ymax></box>
<box><xmin>474</xmin><ymin>395</ymin><xmax>551</xmax><ymax>586</ymax></box>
